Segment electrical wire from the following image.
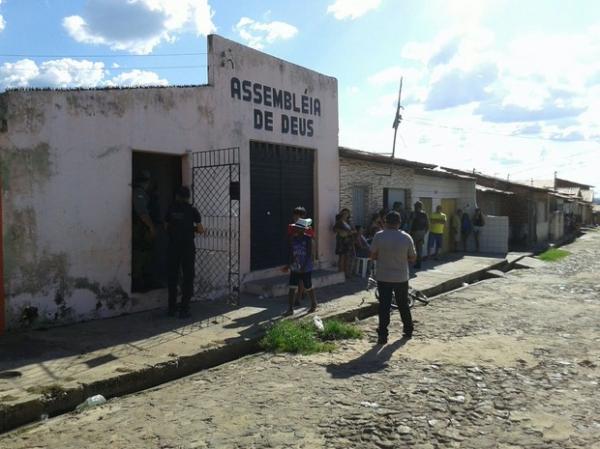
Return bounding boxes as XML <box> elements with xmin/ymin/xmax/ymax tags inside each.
<box><xmin>405</xmin><ymin>116</ymin><xmax>600</xmax><ymax>145</ymax></box>
<box><xmin>0</xmin><ymin>52</ymin><xmax>207</xmax><ymax>58</ymax></box>
<box><xmin>3</xmin><ymin>65</ymin><xmax>207</xmax><ymax>71</ymax></box>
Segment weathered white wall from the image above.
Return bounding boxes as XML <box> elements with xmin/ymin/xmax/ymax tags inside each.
<box><xmin>0</xmin><ymin>34</ymin><xmax>339</xmax><ymax>329</ymax></box>
<box><xmin>478</xmin><ymin>215</ymin><xmax>509</xmax><ymax>253</ymax></box>
<box><xmin>535</xmin><ymin>199</ymin><xmax>550</xmax><ymax>243</ymax></box>
<box><xmin>413</xmin><ymin>174</ymin><xmax>476</xmax><ymax>214</ymax></box>
<box><xmin>549</xmin><ymin>211</ymin><xmax>564</xmax><ymax>241</ymax></box>
<box><xmin>413</xmin><ymin>174</ymin><xmax>477</xmax><ymax>253</ymax></box>
<box><xmin>206</xmin><ymin>36</ymin><xmax>339</xmax><ymax>277</ymax></box>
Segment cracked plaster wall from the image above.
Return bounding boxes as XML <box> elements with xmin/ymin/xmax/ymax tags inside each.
<box><xmin>0</xmin><ymin>35</ymin><xmax>340</xmax><ymax>329</ymax></box>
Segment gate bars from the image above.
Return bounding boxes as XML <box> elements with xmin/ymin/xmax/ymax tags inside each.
<box><xmin>191</xmin><ymin>147</ymin><xmax>240</xmax><ymax>305</ymax></box>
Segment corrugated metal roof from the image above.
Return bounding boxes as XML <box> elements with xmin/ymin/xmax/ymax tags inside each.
<box><xmin>476</xmin><ymin>185</ymin><xmax>514</xmax><ymax>195</ymax></box>
<box><xmin>556</xmin><ymin>187</ymin><xmax>581</xmax><ymax>197</ymax></box>
<box><xmin>338</xmin><ymin>148</ymin><xmax>475</xmax><ymax>181</ymax></box>
<box><xmin>338</xmin><ymin>147</ymin><xmax>436</xmax><ymax>169</ymax></box>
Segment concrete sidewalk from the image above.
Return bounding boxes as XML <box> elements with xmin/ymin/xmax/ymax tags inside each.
<box><xmin>0</xmin><ymin>252</ymin><xmax>521</xmax><ymax>433</ymax></box>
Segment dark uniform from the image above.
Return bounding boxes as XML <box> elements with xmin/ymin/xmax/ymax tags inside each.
<box><xmin>165</xmin><ymin>196</ymin><xmax>202</xmax><ymax>317</ymax></box>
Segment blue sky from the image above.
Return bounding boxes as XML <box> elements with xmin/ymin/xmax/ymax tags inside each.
<box><xmin>1</xmin><ymin>0</ymin><xmax>599</xmax><ymax>189</ymax></box>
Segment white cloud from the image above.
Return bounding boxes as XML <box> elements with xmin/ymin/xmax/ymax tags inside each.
<box><xmin>0</xmin><ymin>60</ymin><xmax>40</xmax><ymax>88</ymax></box>
<box><xmin>343</xmin><ymin>24</ymin><xmax>600</xmax><ymax>188</ymax></box>
<box><xmin>327</xmin><ymin>0</ymin><xmax>381</xmax><ymax>20</ymax></box>
<box><xmin>106</xmin><ymin>69</ymin><xmax>168</xmax><ymax>87</ymax></box>
<box><xmin>63</xmin><ymin>0</ymin><xmax>216</xmax><ymax>54</ymax></box>
<box><xmin>235</xmin><ymin>17</ymin><xmax>298</xmax><ymax>50</ymax></box>
<box><xmin>368</xmin><ymin>66</ymin><xmax>425</xmax><ymax>87</ymax></box>
<box><xmin>0</xmin><ymin>0</ymin><xmax>5</xmax><ymax>32</ymax></box>
<box><xmin>0</xmin><ymin>58</ymin><xmax>168</xmax><ymax>90</ymax></box>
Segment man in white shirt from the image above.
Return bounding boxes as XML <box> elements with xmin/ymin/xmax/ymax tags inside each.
<box><xmin>370</xmin><ymin>211</ymin><xmax>417</xmax><ymax>344</ymax></box>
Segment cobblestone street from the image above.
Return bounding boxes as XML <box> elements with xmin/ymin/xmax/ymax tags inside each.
<box><xmin>2</xmin><ymin>230</ymin><xmax>600</xmax><ymax>449</ymax></box>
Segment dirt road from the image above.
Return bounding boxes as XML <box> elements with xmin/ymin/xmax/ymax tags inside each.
<box><xmin>2</xmin><ymin>231</ymin><xmax>599</xmax><ymax>449</ymax></box>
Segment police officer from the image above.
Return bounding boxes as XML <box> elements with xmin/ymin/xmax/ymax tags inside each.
<box><xmin>132</xmin><ymin>170</ymin><xmax>156</xmax><ymax>292</ymax></box>
<box><xmin>165</xmin><ymin>186</ymin><xmax>204</xmax><ymax>318</ymax></box>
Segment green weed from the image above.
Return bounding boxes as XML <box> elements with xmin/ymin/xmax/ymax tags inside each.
<box><xmin>260</xmin><ymin>318</ymin><xmax>362</xmax><ymax>354</ymax></box>
<box><xmin>537</xmin><ymin>248</ymin><xmax>570</xmax><ymax>262</ymax></box>
<box><xmin>319</xmin><ymin>319</ymin><xmax>364</xmax><ymax>341</ymax></box>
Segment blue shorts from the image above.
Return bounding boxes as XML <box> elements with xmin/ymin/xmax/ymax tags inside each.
<box><xmin>289</xmin><ymin>271</ymin><xmax>313</xmax><ymax>290</ymax></box>
<box><xmin>428</xmin><ymin>232</ymin><xmax>443</xmax><ymax>251</ymax></box>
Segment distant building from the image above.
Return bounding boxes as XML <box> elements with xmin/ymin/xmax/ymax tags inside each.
<box><xmin>526</xmin><ymin>177</ymin><xmax>595</xmax><ymax>225</ymax></box>
<box><xmin>447</xmin><ymin>169</ymin><xmax>553</xmax><ymax>249</ymax></box>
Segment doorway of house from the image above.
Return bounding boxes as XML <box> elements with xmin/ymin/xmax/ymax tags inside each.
<box><xmin>441</xmin><ymin>198</ymin><xmax>457</xmax><ymax>253</ymax></box>
<box><xmin>383</xmin><ymin>188</ymin><xmax>407</xmax><ymax>211</ymax></box>
<box><xmin>132</xmin><ymin>151</ymin><xmax>182</xmax><ymax>293</ymax></box>
<box><xmin>352</xmin><ymin>186</ymin><xmax>368</xmax><ymax>226</ymax></box>
<box><xmin>250</xmin><ymin>141</ymin><xmax>315</xmax><ymax>271</ymax></box>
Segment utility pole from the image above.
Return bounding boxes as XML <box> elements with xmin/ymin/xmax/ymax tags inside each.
<box><xmin>379</xmin><ymin>77</ymin><xmax>403</xmax><ymax>176</ymax></box>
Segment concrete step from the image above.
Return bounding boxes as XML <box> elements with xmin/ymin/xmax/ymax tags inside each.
<box><xmin>243</xmin><ymin>269</ymin><xmax>346</xmax><ymax>298</ymax></box>
<box><xmin>514</xmin><ymin>256</ymin><xmax>546</xmax><ymax>269</ymax></box>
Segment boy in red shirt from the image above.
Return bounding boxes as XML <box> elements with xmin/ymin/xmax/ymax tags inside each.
<box><xmin>286</xmin><ymin>207</ymin><xmax>314</xmax><ymax>305</ymax></box>
<box><xmin>283</xmin><ymin>219</ymin><xmax>317</xmax><ymax>316</ymax></box>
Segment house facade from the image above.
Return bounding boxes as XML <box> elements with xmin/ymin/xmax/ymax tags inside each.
<box><xmin>337</xmin><ymin>149</ymin><xmax>511</xmax><ymax>253</ymax></box>
<box><xmin>450</xmin><ymin>170</ymin><xmax>553</xmax><ymax>249</ymax></box>
<box><xmin>0</xmin><ymin>35</ymin><xmax>340</xmax><ymax>332</ymax></box>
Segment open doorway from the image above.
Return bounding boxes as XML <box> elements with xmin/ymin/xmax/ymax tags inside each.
<box><xmin>132</xmin><ymin>151</ymin><xmax>183</xmax><ymax>293</ymax></box>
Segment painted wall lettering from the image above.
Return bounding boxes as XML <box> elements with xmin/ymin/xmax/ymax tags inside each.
<box><xmin>231</xmin><ymin>77</ymin><xmax>321</xmax><ymax>137</ymax></box>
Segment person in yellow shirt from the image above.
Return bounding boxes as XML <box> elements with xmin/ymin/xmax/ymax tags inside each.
<box><xmin>427</xmin><ymin>205</ymin><xmax>447</xmax><ymax>260</ymax></box>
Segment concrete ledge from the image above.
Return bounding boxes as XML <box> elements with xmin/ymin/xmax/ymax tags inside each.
<box><xmin>0</xmin><ymin>255</ymin><xmax>514</xmax><ymax>434</ymax></box>
<box><xmin>243</xmin><ymin>269</ymin><xmax>345</xmax><ymax>298</ymax></box>
<box><xmin>0</xmin><ymin>338</ymin><xmax>262</xmax><ymax>434</ymax></box>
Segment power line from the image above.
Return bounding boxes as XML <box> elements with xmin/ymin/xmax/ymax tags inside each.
<box><xmin>405</xmin><ymin>116</ymin><xmax>600</xmax><ymax>144</ymax></box>
<box><xmin>508</xmin><ymin>149</ymin><xmax>599</xmax><ymax>176</ymax></box>
<box><xmin>0</xmin><ymin>52</ymin><xmax>207</xmax><ymax>58</ymax></box>
<box><xmin>3</xmin><ymin>65</ymin><xmax>207</xmax><ymax>71</ymax></box>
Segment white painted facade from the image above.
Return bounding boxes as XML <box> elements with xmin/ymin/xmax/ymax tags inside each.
<box><xmin>0</xmin><ymin>35</ymin><xmax>339</xmax><ymax>330</ymax></box>
<box><xmin>413</xmin><ymin>173</ymin><xmax>476</xmax><ymax>214</ymax></box>
<box><xmin>413</xmin><ymin>173</ymin><xmax>476</xmax><ymax>253</ymax></box>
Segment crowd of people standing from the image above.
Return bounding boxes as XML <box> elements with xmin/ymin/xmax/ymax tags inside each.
<box><xmin>333</xmin><ymin>202</ymin><xmax>486</xmax><ymax>275</ymax></box>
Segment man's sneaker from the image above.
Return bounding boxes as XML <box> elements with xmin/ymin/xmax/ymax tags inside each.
<box><xmin>377</xmin><ymin>335</ymin><xmax>388</xmax><ymax>345</ymax></box>
<box><xmin>403</xmin><ymin>330</ymin><xmax>413</xmax><ymax>339</ymax></box>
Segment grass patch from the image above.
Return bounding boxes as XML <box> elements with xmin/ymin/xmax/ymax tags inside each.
<box><xmin>260</xmin><ymin>318</ymin><xmax>362</xmax><ymax>354</ymax></box>
<box><xmin>537</xmin><ymin>248</ymin><xmax>570</xmax><ymax>262</ymax></box>
<box><xmin>320</xmin><ymin>319</ymin><xmax>364</xmax><ymax>341</ymax></box>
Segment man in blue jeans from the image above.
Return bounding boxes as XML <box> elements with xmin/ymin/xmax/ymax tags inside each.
<box><xmin>370</xmin><ymin>211</ymin><xmax>417</xmax><ymax>344</ymax></box>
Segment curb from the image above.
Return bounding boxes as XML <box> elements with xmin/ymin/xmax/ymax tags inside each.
<box><xmin>0</xmin><ymin>257</ymin><xmax>510</xmax><ymax>434</ymax></box>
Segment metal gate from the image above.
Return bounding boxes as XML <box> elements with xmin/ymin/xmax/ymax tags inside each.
<box><xmin>192</xmin><ymin>147</ymin><xmax>240</xmax><ymax>304</ymax></box>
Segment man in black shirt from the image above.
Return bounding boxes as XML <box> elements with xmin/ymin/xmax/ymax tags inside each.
<box><xmin>165</xmin><ymin>186</ymin><xmax>204</xmax><ymax>318</ymax></box>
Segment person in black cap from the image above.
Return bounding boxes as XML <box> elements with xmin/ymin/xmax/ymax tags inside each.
<box><xmin>132</xmin><ymin>170</ymin><xmax>156</xmax><ymax>292</ymax></box>
<box><xmin>165</xmin><ymin>186</ymin><xmax>204</xmax><ymax>318</ymax></box>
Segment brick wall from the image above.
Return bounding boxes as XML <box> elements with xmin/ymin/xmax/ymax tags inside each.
<box><xmin>339</xmin><ymin>156</ymin><xmax>414</xmax><ymax>223</ymax></box>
